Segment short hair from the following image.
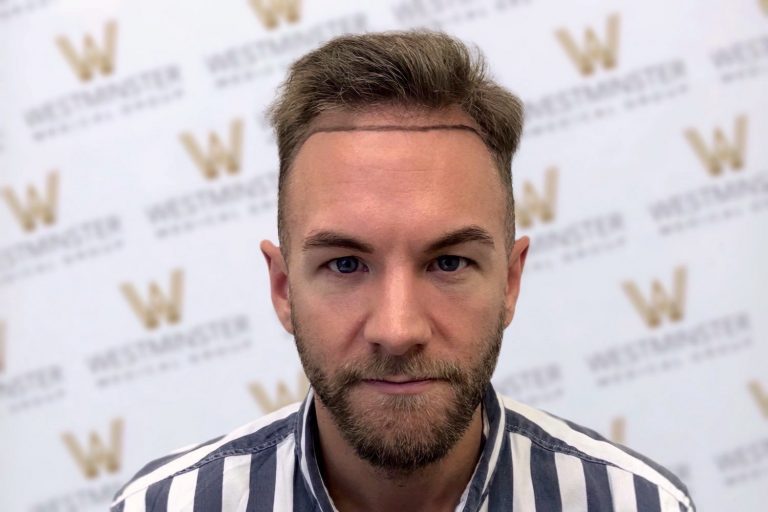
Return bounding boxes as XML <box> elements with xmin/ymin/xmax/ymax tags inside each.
<box><xmin>269</xmin><ymin>30</ymin><xmax>525</xmax><ymax>252</ymax></box>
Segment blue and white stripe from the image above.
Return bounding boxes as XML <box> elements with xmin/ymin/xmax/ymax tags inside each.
<box><xmin>111</xmin><ymin>386</ymin><xmax>695</xmax><ymax>511</ymax></box>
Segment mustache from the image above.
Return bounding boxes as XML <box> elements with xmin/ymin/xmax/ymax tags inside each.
<box><xmin>333</xmin><ymin>354</ymin><xmax>466</xmax><ymax>387</ymax></box>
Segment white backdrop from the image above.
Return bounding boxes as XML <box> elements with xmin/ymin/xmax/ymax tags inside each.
<box><xmin>1</xmin><ymin>0</ymin><xmax>767</xmax><ymax>510</ymax></box>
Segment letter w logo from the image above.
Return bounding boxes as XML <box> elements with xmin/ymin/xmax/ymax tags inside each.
<box><xmin>749</xmin><ymin>380</ymin><xmax>768</xmax><ymax>419</ymax></box>
<box><xmin>180</xmin><ymin>119</ymin><xmax>244</xmax><ymax>180</ymax></box>
<box><xmin>610</xmin><ymin>416</ymin><xmax>626</xmax><ymax>444</ymax></box>
<box><xmin>684</xmin><ymin>115</ymin><xmax>747</xmax><ymax>176</ymax></box>
<box><xmin>61</xmin><ymin>418</ymin><xmax>124</xmax><ymax>479</ymax></box>
<box><xmin>2</xmin><ymin>172</ymin><xmax>59</xmax><ymax>233</ymax></box>
<box><xmin>515</xmin><ymin>167</ymin><xmax>558</xmax><ymax>229</ymax></box>
<box><xmin>121</xmin><ymin>269</ymin><xmax>184</xmax><ymax>330</ymax></box>
<box><xmin>56</xmin><ymin>21</ymin><xmax>117</xmax><ymax>82</ymax></box>
<box><xmin>622</xmin><ymin>267</ymin><xmax>686</xmax><ymax>328</ymax></box>
<box><xmin>250</xmin><ymin>0</ymin><xmax>301</xmax><ymax>29</ymax></box>
<box><xmin>555</xmin><ymin>14</ymin><xmax>620</xmax><ymax>76</ymax></box>
<box><xmin>249</xmin><ymin>372</ymin><xmax>309</xmax><ymax>413</ymax></box>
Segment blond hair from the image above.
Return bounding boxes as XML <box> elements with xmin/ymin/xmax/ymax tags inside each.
<box><xmin>269</xmin><ymin>31</ymin><xmax>524</xmax><ymax>250</ymax></box>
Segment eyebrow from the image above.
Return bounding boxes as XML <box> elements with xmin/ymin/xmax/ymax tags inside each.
<box><xmin>302</xmin><ymin>231</ymin><xmax>375</xmax><ymax>253</ymax></box>
<box><xmin>426</xmin><ymin>226</ymin><xmax>495</xmax><ymax>253</ymax></box>
<box><xmin>301</xmin><ymin>226</ymin><xmax>495</xmax><ymax>254</ymax></box>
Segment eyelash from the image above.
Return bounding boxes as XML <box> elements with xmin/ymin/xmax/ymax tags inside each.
<box><xmin>324</xmin><ymin>255</ymin><xmax>474</xmax><ymax>275</ymax></box>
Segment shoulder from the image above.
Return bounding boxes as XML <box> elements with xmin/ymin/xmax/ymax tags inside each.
<box><xmin>110</xmin><ymin>401</ymin><xmax>301</xmax><ymax>511</ymax></box>
<box><xmin>496</xmin><ymin>393</ymin><xmax>696</xmax><ymax>511</ymax></box>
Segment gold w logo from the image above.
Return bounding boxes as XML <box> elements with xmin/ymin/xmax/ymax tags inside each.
<box><xmin>2</xmin><ymin>172</ymin><xmax>59</xmax><ymax>233</ymax></box>
<box><xmin>761</xmin><ymin>0</ymin><xmax>768</xmax><ymax>14</ymax></box>
<box><xmin>62</xmin><ymin>418</ymin><xmax>124</xmax><ymax>479</ymax></box>
<box><xmin>515</xmin><ymin>167</ymin><xmax>558</xmax><ymax>229</ymax></box>
<box><xmin>610</xmin><ymin>416</ymin><xmax>626</xmax><ymax>444</ymax></box>
<box><xmin>555</xmin><ymin>13</ymin><xmax>620</xmax><ymax>76</ymax></box>
<box><xmin>622</xmin><ymin>266</ymin><xmax>687</xmax><ymax>328</ymax></box>
<box><xmin>250</xmin><ymin>0</ymin><xmax>301</xmax><ymax>29</ymax></box>
<box><xmin>56</xmin><ymin>21</ymin><xmax>117</xmax><ymax>82</ymax></box>
<box><xmin>120</xmin><ymin>269</ymin><xmax>184</xmax><ymax>330</ymax></box>
<box><xmin>180</xmin><ymin>119</ymin><xmax>244</xmax><ymax>180</ymax></box>
<box><xmin>249</xmin><ymin>372</ymin><xmax>309</xmax><ymax>413</ymax></box>
<box><xmin>749</xmin><ymin>380</ymin><xmax>768</xmax><ymax>419</ymax></box>
<box><xmin>684</xmin><ymin>115</ymin><xmax>747</xmax><ymax>176</ymax></box>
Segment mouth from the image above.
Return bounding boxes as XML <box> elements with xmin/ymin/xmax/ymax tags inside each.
<box><xmin>361</xmin><ymin>377</ymin><xmax>438</xmax><ymax>394</ymax></box>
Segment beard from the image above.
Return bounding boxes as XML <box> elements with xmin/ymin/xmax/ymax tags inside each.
<box><xmin>292</xmin><ymin>306</ymin><xmax>505</xmax><ymax>475</ymax></box>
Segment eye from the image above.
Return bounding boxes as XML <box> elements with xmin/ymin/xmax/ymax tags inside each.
<box><xmin>328</xmin><ymin>256</ymin><xmax>363</xmax><ymax>274</ymax></box>
<box><xmin>431</xmin><ymin>255</ymin><xmax>469</xmax><ymax>272</ymax></box>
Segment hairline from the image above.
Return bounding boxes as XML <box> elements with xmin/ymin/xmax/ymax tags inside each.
<box><xmin>305</xmin><ymin>123</ymin><xmax>485</xmax><ymax>137</ymax></box>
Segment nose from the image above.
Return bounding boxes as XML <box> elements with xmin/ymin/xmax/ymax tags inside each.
<box><xmin>363</xmin><ymin>268</ymin><xmax>432</xmax><ymax>356</ymax></box>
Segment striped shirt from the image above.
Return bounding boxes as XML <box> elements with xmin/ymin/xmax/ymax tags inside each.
<box><xmin>111</xmin><ymin>385</ymin><xmax>695</xmax><ymax>511</ymax></box>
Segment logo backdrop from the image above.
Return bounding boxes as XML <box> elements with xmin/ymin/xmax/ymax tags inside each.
<box><xmin>1</xmin><ymin>0</ymin><xmax>766</xmax><ymax>510</ymax></box>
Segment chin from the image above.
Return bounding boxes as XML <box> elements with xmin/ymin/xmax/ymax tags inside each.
<box><xmin>332</xmin><ymin>386</ymin><xmax>475</xmax><ymax>473</ymax></box>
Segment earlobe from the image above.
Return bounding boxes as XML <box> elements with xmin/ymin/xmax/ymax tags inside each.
<box><xmin>260</xmin><ymin>240</ymin><xmax>294</xmax><ymax>334</ymax></box>
<box><xmin>504</xmin><ymin>236</ymin><xmax>530</xmax><ymax>326</ymax></box>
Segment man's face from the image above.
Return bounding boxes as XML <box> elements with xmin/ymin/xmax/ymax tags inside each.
<box><xmin>262</xmin><ymin>108</ymin><xmax>528</xmax><ymax>473</ymax></box>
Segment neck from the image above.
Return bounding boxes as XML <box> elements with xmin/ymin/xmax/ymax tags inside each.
<box><xmin>313</xmin><ymin>399</ymin><xmax>484</xmax><ymax>512</ymax></box>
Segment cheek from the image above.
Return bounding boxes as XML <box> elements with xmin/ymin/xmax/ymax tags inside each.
<box><xmin>290</xmin><ymin>284</ymin><xmax>366</xmax><ymax>347</ymax></box>
<box><xmin>424</xmin><ymin>283</ymin><xmax>504</xmax><ymax>340</ymax></box>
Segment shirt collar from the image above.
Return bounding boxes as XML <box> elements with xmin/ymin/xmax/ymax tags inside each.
<box><xmin>293</xmin><ymin>384</ymin><xmax>507</xmax><ymax>512</ymax></box>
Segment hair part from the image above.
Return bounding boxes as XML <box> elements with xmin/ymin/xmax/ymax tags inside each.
<box><xmin>269</xmin><ymin>30</ymin><xmax>525</xmax><ymax>253</ymax></box>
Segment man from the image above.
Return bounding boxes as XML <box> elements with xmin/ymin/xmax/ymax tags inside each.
<box><xmin>112</xmin><ymin>32</ymin><xmax>694</xmax><ymax>512</ymax></box>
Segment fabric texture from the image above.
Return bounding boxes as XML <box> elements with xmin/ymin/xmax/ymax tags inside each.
<box><xmin>111</xmin><ymin>386</ymin><xmax>695</xmax><ymax>511</ymax></box>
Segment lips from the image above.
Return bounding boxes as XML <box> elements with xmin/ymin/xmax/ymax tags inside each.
<box><xmin>375</xmin><ymin>376</ymin><xmax>429</xmax><ymax>383</ymax></box>
<box><xmin>361</xmin><ymin>377</ymin><xmax>438</xmax><ymax>394</ymax></box>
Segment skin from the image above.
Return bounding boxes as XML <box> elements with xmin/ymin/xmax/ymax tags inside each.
<box><xmin>261</xmin><ymin>107</ymin><xmax>529</xmax><ymax>512</ymax></box>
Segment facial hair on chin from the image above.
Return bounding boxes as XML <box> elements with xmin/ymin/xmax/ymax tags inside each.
<box><xmin>291</xmin><ymin>306</ymin><xmax>505</xmax><ymax>475</ymax></box>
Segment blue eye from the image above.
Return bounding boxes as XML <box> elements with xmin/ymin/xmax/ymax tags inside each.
<box><xmin>330</xmin><ymin>257</ymin><xmax>360</xmax><ymax>274</ymax></box>
<box><xmin>435</xmin><ymin>255</ymin><xmax>467</xmax><ymax>272</ymax></box>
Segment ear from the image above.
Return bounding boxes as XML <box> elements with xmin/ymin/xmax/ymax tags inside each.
<box><xmin>504</xmin><ymin>236</ymin><xmax>529</xmax><ymax>327</ymax></box>
<box><xmin>260</xmin><ymin>240</ymin><xmax>294</xmax><ymax>334</ymax></box>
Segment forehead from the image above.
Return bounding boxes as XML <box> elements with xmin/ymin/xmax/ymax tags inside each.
<box><xmin>284</xmin><ymin>108</ymin><xmax>506</xmax><ymax>249</ymax></box>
